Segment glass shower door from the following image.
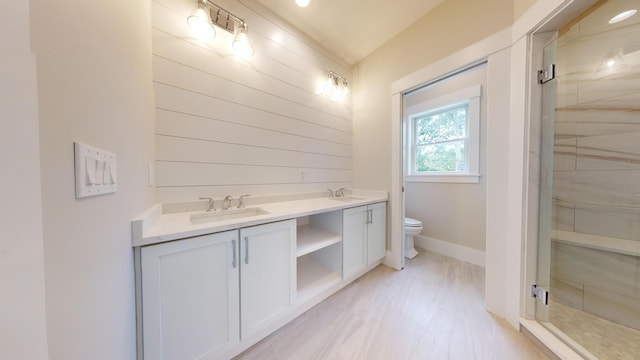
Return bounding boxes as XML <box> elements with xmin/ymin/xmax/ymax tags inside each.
<box><xmin>536</xmin><ymin>0</ymin><xmax>640</xmax><ymax>358</ymax></box>
<box><xmin>535</xmin><ymin>38</ymin><xmax>557</xmax><ymax>324</ymax></box>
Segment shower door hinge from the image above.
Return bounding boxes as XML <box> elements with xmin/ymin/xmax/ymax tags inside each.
<box><xmin>538</xmin><ymin>64</ymin><xmax>555</xmax><ymax>84</ymax></box>
<box><xmin>531</xmin><ymin>284</ymin><xmax>549</xmax><ymax>305</ymax></box>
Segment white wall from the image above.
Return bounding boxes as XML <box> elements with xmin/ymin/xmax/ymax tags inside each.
<box><xmin>515</xmin><ymin>0</ymin><xmax>539</xmax><ymax>20</ymax></box>
<box><xmin>30</xmin><ymin>0</ymin><xmax>156</xmax><ymax>358</ymax></box>
<box><xmin>0</xmin><ymin>2</ymin><xmax>49</xmax><ymax>359</ymax></box>
<box><xmin>153</xmin><ymin>0</ymin><xmax>353</xmax><ymax>204</ymax></box>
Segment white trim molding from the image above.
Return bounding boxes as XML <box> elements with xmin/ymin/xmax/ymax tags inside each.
<box><xmin>405</xmin><ymin>174</ymin><xmax>481</xmax><ymax>184</ymax></box>
<box><xmin>414</xmin><ymin>235</ymin><xmax>486</xmax><ymax>268</ymax></box>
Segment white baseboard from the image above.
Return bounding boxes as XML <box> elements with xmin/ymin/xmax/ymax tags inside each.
<box><xmin>414</xmin><ymin>235</ymin><xmax>485</xmax><ymax>267</ymax></box>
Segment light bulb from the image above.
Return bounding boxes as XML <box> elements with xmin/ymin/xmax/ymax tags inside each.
<box><xmin>323</xmin><ymin>76</ymin><xmax>337</xmax><ymax>96</ymax></box>
<box><xmin>187</xmin><ymin>4</ymin><xmax>216</xmax><ymax>39</ymax></box>
<box><xmin>340</xmin><ymin>81</ymin><xmax>349</xmax><ymax>100</ymax></box>
<box><xmin>296</xmin><ymin>0</ymin><xmax>310</xmax><ymax>8</ymax></box>
<box><xmin>331</xmin><ymin>87</ymin><xmax>343</xmax><ymax>102</ymax></box>
<box><xmin>232</xmin><ymin>25</ymin><xmax>255</xmax><ymax>57</ymax></box>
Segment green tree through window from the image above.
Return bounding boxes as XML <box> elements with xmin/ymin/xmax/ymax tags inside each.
<box><xmin>414</xmin><ymin>104</ymin><xmax>468</xmax><ymax>172</ymax></box>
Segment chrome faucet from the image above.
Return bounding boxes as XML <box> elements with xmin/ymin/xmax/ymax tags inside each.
<box><xmin>199</xmin><ymin>197</ymin><xmax>216</xmax><ymax>212</ymax></box>
<box><xmin>222</xmin><ymin>195</ymin><xmax>233</xmax><ymax>210</ymax></box>
<box><xmin>238</xmin><ymin>194</ymin><xmax>250</xmax><ymax>209</ymax></box>
<box><xmin>336</xmin><ymin>188</ymin><xmax>348</xmax><ymax>198</ymax></box>
<box><xmin>327</xmin><ymin>188</ymin><xmax>335</xmax><ymax>198</ymax></box>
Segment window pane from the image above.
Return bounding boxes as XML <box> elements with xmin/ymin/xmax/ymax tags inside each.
<box><xmin>415</xmin><ymin>140</ymin><xmax>465</xmax><ymax>172</ymax></box>
<box><xmin>414</xmin><ymin>105</ymin><xmax>467</xmax><ymax>145</ymax></box>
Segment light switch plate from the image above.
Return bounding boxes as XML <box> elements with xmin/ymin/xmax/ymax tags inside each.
<box><xmin>74</xmin><ymin>142</ymin><xmax>117</xmax><ymax>199</ymax></box>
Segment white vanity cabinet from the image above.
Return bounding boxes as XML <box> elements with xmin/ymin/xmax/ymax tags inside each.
<box><xmin>238</xmin><ymin>219</ymin><xmax>296</xmax><ymax>341</ymax></box>
<box><xmin>137</xmin><ymin>219</ymin><xmax>296</xmax><ymax>360</ymax></box>
<box><xmin>139</xmin><ymin>230</ymin><xmax>240</xmax><ymax>360</ymax></box>
<box><xmin>134</xmin><ymin>196</ymin><xmax>387</xmax><ymax>360</ymax></box>
<box><xmin>342</xmin><ymin>202</ymin><xmax>387</xmax><ymax>278</ymax></box>
<box><xmin>366</xmin><ymin>202</ymin><xmax>387</xmax><ymax>264</ymax></box>
<box><xmin>342</xmin><ymin>206</ymin><xmax>367</xmax><ymax>278</ymax></box>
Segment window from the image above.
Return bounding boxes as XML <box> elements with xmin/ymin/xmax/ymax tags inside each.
<box><xmin>405</xmin><ymin>85</ymin><xmax>481</xmax><ymax>183</ymax></box>
<box><xmin>414</xmin><ymin>104</ymin><xmax>468</xmax><ymax>172</ymax></box>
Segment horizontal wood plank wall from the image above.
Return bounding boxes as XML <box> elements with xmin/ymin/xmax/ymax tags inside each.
<box><xmin>152</xmin><ymin>0</ymin><xmax>353</xmax><ymax>203</ymax></box>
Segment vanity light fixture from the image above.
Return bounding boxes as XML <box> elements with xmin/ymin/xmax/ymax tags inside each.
<box><xmin>609</xmin><ymin>9</ymin><xmax>637</xmax><ymax>24</ymax></box>
<box><xmin>187</xmin><ymin>0</ymin><xmax>255</xmax><ymax>57</ymax></box>
<box><xmin>321</xmin><ymin>71</ymin><xmax>349</xmax><ymax>102</ymax></box>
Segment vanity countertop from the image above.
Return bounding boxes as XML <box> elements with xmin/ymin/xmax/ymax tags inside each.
<box><xmin>132</xmin><ymin>192</ymin><xmax>387</xmax><ymax>247</ymax></box>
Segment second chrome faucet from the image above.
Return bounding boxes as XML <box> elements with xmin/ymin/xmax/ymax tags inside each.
<box><xmin>201</xmin><ymin>194</ymin><xmax>251</xmax><ymax>211</ymax></box>
<box><xmin>223</xmin><ymin>194</ymin><xmax>251</xmax><ymax>210</ymax></box>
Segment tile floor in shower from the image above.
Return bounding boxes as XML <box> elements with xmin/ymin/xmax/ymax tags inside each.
<box><xmin>549</xmin><ymin>301</ymin><xmax>640</xmax><ymax>359</ymax></box>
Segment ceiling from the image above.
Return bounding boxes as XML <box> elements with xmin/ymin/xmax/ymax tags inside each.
<box><xmin>255</xmin><ymin>0</ymin><xmax>446</xmax><ymax>65</ymax></box>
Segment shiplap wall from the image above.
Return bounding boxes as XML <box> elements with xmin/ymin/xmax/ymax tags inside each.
<box><xmin>152</xmin><ymin>0</ymin><xmax>353</xmax><ymax>203</ymax></box>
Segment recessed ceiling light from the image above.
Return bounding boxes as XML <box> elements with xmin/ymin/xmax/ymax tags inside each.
<box><xmin>296</xmin><ymin>0</ymin><xmax>310</xmax><ymax>8</ymax></box>
<box><xmin>609</xmin><ymin>9</ymin><xmax>637</xmax><ymax>24</ymax></box>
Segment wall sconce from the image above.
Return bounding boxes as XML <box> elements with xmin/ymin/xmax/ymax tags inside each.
<box><xmin>321</xmin><ymin>71</ymin><xmax>349</xmax><ymax>102</ymax></box>
<box><xmin>187</xmin><ymin>0</ymin><xmax>255</xmax><ymax>57</ymax></box>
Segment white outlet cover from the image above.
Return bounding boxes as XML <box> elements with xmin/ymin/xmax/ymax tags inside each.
<box><xmin>74</xmin><ymin>142</ymin><xmax>117</xmax><ymax>198</ymax></box>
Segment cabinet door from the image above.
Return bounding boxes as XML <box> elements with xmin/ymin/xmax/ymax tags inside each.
<box><xmin>342</xmin><ymin>206</ymin><xmax>367</xmax><ymax>278</ymax></box>
<box><xmin>367</xmin><ymin>202</ymin><xmax>387</xmax><ymax>264</ymax></box>
<box><xmin>140</xmin><ymin>231</ymin><xmax>239</xmax><ymax>360</ymax></box>
<box><xmin>239</xmin><ymin>219</ymin><xmax>296</xmax><ymax>340</ymax></box>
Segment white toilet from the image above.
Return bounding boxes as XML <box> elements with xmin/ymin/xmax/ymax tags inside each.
<box><xmin>404</xmin><ymin>217</ymin><xmax>422</xmax><ymax>259</ymax></box>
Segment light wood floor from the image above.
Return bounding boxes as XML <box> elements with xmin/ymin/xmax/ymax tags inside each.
<box><xmin>235</xmin><ymin>249</ymin><xmax>549</xmax><ymax>360</ymax></box>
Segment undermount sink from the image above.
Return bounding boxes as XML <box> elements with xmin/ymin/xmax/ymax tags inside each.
<box><xmin>190</xmin><ymin>207</ymin><xmax>270</xmax><ymax>224</ymax></box>
<box><xmin>331</xmin><ymin>195</ymin><xmax>368</xmax><ymax>202</ymax></box>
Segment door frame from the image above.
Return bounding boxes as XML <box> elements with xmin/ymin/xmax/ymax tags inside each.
<box><xmin>389</xmin><ymin>28</ymin><xmax>512</xmax><ymax>313</ymax></box>
<box><xmin>388</xmin><ymin>0</ymin><xmax>599</xmax><ymax>330</ymax></box>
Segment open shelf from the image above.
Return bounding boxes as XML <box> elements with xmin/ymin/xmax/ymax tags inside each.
<box><xmin>296</xmin><ymin>254</ymin><xmax>341</xmax><ymax>304</ymax></box>
<box><xmin>295</xmin><ymin>210</ymin><xmax>342</xmax><ymax>304</ymax></box>
<box><xmin>296</xmin><ymin>224</ymin><xmax>341</xmax><ymax>257</ymax></box>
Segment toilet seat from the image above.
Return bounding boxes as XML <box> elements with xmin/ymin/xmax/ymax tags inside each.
<box><xmin>404</xmin><ymin>217</ymin><xmax>422</xmax><ymax>227</ymax></box>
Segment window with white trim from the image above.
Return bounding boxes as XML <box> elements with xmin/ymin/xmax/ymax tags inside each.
<box><xmin>405</xmin><ymin>85</ymin><xmax>481</xmax><ymax>183</ymax></box>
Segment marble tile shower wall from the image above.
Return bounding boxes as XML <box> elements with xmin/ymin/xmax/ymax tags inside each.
<box><xmin>550</xmin><ymin>3</ymin><xmax>640</xmax><ymax>331</ymax></box>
